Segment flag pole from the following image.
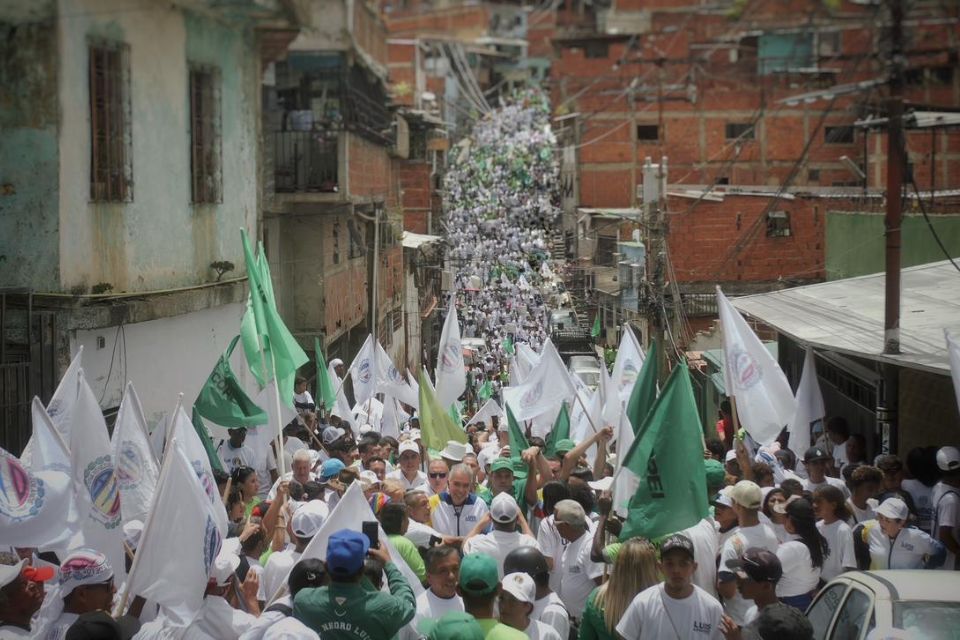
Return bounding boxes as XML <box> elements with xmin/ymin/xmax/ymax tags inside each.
<box><xmin>267</xmin><ymin>347</ymin><xmax>288</xmax><ymax>479</ymax></box>
<box><xmin>114</xmin><ymin>436</ymin><xmax>177</xmax><ymax>617</ymax></box>
<box><xmin>163</xmin><ymin>394</ymin><xmax>184</xmax><ymax>465</ymax></box>
<box><xmin>571</xmin><ymin>387</ymin><xmax>601</xmax><ymax>435</ymax></box>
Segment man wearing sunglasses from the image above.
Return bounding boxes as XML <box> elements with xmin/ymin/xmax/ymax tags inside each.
<box><xmin>427</xmin><ymin>460</ymin><xmax>450</xmax><ymax>497</ymax></box>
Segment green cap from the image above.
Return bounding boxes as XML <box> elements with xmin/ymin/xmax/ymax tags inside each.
<box><xmin>555</xmin><ymin>439</ymin><xmax>576</xmax><ymax>454</ymax></box>
<box><xmin>459</xmin><ymin>553</ymin><xmax>499</xmax><ymax>596</ymax></box>
<box><xmin>704</xmin><ymin>459</ymin><xmax>726</xmax><ymax>491</ymax></box>
<box><xmin>490</xmin><ymin>458</ymin><xmax>514</xmax><ymax>474</ymax></box>
<box><xmin>419</xmin><ymin>612</ymin><xmax>485</xmax><ymax>640</ymax></box>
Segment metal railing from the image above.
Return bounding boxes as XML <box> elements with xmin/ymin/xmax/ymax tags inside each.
<box><xmin>273</xmin><ymin>131</ymin><xmax>339</xmax><ymax>193</ymax></box>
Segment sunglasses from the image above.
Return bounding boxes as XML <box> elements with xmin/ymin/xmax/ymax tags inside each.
<box><xmin>429</xmin><ymin>472</ymin><xmax>448</xmax><ymax>479</ymax></box>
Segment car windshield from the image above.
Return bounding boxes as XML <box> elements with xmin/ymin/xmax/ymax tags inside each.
<box><xmin>574</xmin><ymin>370</ymin><xmax>600</xmax><ymax>388</ymax></box>
<box><xmin>895</xmin><ymin>601</ymin><xmax>960</xmax><ymax>639</ymax></box>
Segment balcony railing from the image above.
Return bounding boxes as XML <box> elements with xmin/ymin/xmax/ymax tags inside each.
<box><xmin>273</xmin><ymin>131</ymin><xmax>339</xmax><ymax>193</ymax></box>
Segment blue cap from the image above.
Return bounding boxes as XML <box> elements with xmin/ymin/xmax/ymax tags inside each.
<box><xmin>326</xmin><ymin>529</ymin><xmax>369</xmax><ymax>577</ymax></box>
<box><xmin>320</xmin><ymin>459</ymin><xmax>346</xmax><ymax>480</ymax></box>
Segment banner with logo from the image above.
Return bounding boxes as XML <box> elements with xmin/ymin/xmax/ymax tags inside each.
<box><xmin>348</xmin><ymin>334</ymin><xmax>378</xmax><ymax>408</ymax></box>
<box><xmin>436</xmin><ymin>298</ymin><xmax>467</xmax><ymax>409</ymax></box>
<box><xmin>111</xmin><ymin>382</ymin><xmax>161</xmax><ymax>527</ymax></box>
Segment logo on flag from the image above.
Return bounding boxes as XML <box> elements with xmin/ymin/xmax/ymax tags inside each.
<box><xmin>203</xmin><ymin>515</ymin><xmax>222</xmax><ymax>574</ymax></box>
<box><xmin>439</xmin><ymin>343</ymin><xmax>460</xmax><ymax>372</ymax></box>
<box><xmin>83</xmin><ymin>455</ymin><xmax>121</xmax><ymax>529</ymax></box>
<box><xmin>0</xmin><ymin>451</ymin><xmax>44</xmax><ymax>521</ymax></box>
<box><xmin>115</xmin><ymin>441</ymin><xmax>144</xmax><ymax>490</ymax></box>
<box><xmin>620</xmin><ymin>362</ymin><xmax>638</xmax><ymax>388</ymax></box>
<box><xmin>191</xmin><ymin>461</ymin><xmax>218</xmax><ymax>504</ymax></box>
<box><xmin>727</xmin><ymin>348</ymin><xmax>762</xmax><ymax>390</ymax></box>
<box><xmin>521</xmin><ymin>381</ymin><xmax>543</xmax><ymax>407</ymax></box>
<box><xmin>358</xmin><ymin>359</ymin><xmax>372</xmax><ymax>385</ymax></box>
<box><xmin>387</xmin><ymin>364</ymin><xmax>404</xmax><ymax>383</ymax></box>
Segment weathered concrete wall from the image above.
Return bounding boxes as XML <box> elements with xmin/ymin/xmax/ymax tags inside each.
<box><xmin>56</xmin><ymin>0</ymin><xmax>259</xmax><ymax>293</ymax></box>
<box><xmin>0</xmin><ymin>18</ymin><xmax>61</xmax><ymax>291</ymax></box>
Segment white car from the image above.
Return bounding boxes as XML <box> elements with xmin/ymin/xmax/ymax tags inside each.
<box><xmin>806</xmin><ymin>570</ymin><xmax>960</xmax><ymax>640</ymax></box>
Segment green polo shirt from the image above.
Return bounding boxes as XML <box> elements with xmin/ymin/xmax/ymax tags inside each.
<box><xmin>294</xmin><ymin>561</ymin><xmax>416</xmax><ymax>639</ymax></box>
<box><xmin>476</xmin><ymin>618</ymin><xmax>528</xmax><ymax>639</ymax></box>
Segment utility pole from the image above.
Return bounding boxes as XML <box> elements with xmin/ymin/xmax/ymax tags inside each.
<box><xmin>880</xmin><ymin>0</ymin><xmax>904</xmax><ymax>453</ymax></box>
<box><xmin>642</xmin><ymin>156</ymin><xmax>668</xmax><ymax>378</ymax></box>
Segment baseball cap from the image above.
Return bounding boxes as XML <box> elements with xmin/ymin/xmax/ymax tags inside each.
<box><xmin>22</xmin><ymin>563</ymin><xmax>55</xmax><ymax>583</ymax></box>
<box><xmin>937</xmin><ymin>446</ymin><xmax>960</xmax><ymax>472</ymax></box>
<box><xmin>747</xmin><ymin>603</ymin><xmax>814</xmax><ymax>640</ymax></box>
<box><xmin>553</xmin><ymin>499</ymin><xmax>587</xmax><ymax>528</ymax></box>
<box><xmin>0</xmin><ymin>558</ymin><xmax>26</xmax><ymax>589</ymax></box>
<box><xmin>500</xmin><ymin>572</ymin><xmax>536</xmax><ymax>604</ymax></box>
<box><xmin>729</xmin><ymin>480</ymin><xmax>763</xmax><ymax>510</ymax></box>
<box><xmin>555</xmin><ymin>439</ymin><xmax>576</xmax><ymax>454</ymax></box>
<box><xmin>398</xmin><ymin>441</ymin><xmax>421</xmax><ymax>456</ymax></box>
<box><xmin>59</xmin><ymin>549</ymin><xmax>114</xmax><ymax>598</ymax></box>
<box><xmin>359</xmin><ymin>469</ymin><xmax>381</xmax><ymax>486</ymax></box>
<box><xmin>704</xmin><ymin>459</ymin><xmax>726</xmax><ymax>490</ymax></box>
<box><xmin>712</xmin><ymin>489</ymin><xmax>735</xmax><ymax>509</ymax></box>
<box><xmin>726</xmin><ymin>547</ymin><xmax>782</xmax><ymax>583</ymax></box>
<box><xmin>326</xmin><ymin>529</ymin><xmax>370</xmax><ymax>577</ymax></box>
<box><xmin>65</xmin><ymin>611</ymin><xmax>140</xmax><ymax>640</ymax></box>
<box><xmin>803</xmin><ymin>446</ymin><xmax>831</xmax><ymax>463</ymax></box>
<box><xmin>490</xmin><ymin>492</ymin><xmax>520</xmax><ymax>523</ymax></box>
<box><xmin>209</xmin><ymin>551</ymin><xmax>240</xmax><ymax>587</ymax></box>
<box><xmin>725</xmin><ymin>449</ymin><xmax>738</xmax><ymax>464</ymax></box>
<box><xmin>319</xmin><ymin>459</ymin><xmax>346</xmax><ymax>481</ymax></box>
<box><xmin>292</xmin><ymin>501</ymin><xmax>329</xmax><ymax>538</ymax></box>
<box><xmin>660</xmin><ymin>533</ymin><xmax>695</xmax><ymax>560</ymax></box>
<box><xmin>490</xmin><ymin>458</ymin><xmax>514</xmax><ymax>474</ymax></box>
<box><xmin>876</xmin><ymin>497</ymin><xmax>909</xmax><ymax>521</ymax></box>
<box><xmin>458</xmin><ymin>553</ymin><xmax>499</xmax><ymax>596</ymax></box>
<box><xmin>418</xmin><ymin>612</ymin><xmax>485</xmax><ymax>640</ymax></box>
<box><xmin>321</xmin><ymin>426</ymin><xmax>346</xmax><ymax>446</ymax></box>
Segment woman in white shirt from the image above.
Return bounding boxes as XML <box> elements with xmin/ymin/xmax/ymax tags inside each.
<box><xmin>813</xmin><ymin>485</ymin><xmax>856</xmax><ymax>580</ymax></box>
<box><xmin>774</xmin><ymin>497</ymin><xmax>828</xmax><ymax>612</ymax></box>
<box><xmin>852</xmin><ymin>497</ymin><xmax>946</xmax><ymax>570</ymax></box>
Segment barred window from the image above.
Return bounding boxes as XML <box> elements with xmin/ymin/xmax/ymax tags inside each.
<box><xmin>189</xmin><ymin>65</ymin><xmax>222</xmax><ymax>204</ymax></box>
<box><xmin>89</xmin><ymin>40</ymin><xmax>133</xmax><ymax>202</ymax></box>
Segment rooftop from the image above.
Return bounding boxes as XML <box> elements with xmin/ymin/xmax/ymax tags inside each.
<box><xmin>731</xmin><ymin>260</ymin><xmax>960</xmax><ymax>375</ymax></box>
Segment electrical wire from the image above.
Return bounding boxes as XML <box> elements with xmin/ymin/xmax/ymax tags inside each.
<box><xmin>909</xmin><ymin>173</ymin><xmax>960</xmax><ymax>273</ymax></box>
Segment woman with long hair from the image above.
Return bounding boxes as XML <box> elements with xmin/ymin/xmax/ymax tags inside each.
<box><xmin>813</xmin><ymin>485</ymin><xmax>856</xmax><ymax>580</ymax></box>
<box><xmin>775</xmin><ymin>497</ymin><xmax>829</xmax><ymax>611</ymax></box>
<box><xmin>578</xmin><ymin>538</ymin><xmax>659</xmax><ymax>640</ymax></box>
<box><xmin>761</xmin><ymin>487</ymin><xmax>789</xmax><ymax>542</ymax></box>
<box><xmin>232</xmin><ymin>466</ymin><xmax>262</xmax><ymax>518</ymax></box>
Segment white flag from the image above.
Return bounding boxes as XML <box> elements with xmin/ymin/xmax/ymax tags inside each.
<box><xmin>168</xmin><ymin>403</ymin><xmax>229</xmax><ymax>537</ymax></box>
<box><xmin>436</xmin><ymin>300</ymin><xmax>466</xmax><ymax>409</ymax></box>
<box><xmin>377</xmin><ymin>343</ymin><xmax>418</xmax><ymax>408</ymax></box>
<box><xmin>0</xmin><ymin>399</ymin><xmax>79</xmax><ymax>550</ymax></box>
<box><xmin>717</xmin><ymin>287</ymin><xmax>796</xmax><ymax>446</ymax></box>
<box><xmin>19</xmin><ymin>346</ymin><xmax>83</xmax><ymax>466</ymax></box>
<box><xmin>349</xmin><ymin>335</ymin><xmax>378</xmax><ymax>407</ymax></box>
<box><xmin>467</xmin><ymin>398</ymin><xmax>505</xmax><ymax>428</ymax></box>
<box><xmin>515</xmin><ymin>343</ymin><xmax>540</xmax><ymax>382</ymax></box>
<box><xmin>611</xmin><ymin>325</ymin><xmax>644</xmax><ymax>403</ymax></box>
<box><xmin>121</xmin><ymin>438</ymin><xmax>223</xmax><ymax>619</ymax></box>
<box><xmin>947</xmin><ymin>330</ymin><xmax>960</xmax><ymax>417</ymax></box>
<box><xmin>71</xmin><ymin>371</ymin><xmax>126</xmax><ymax>580</ymax></box>
<box><xmin>612</xmin><ymin>403</ymin><xmax>637</xmax><ymax>518</ymax></box>
<box><xmin>505</xmin><ymin>341</ymin><xmax>575</xmax><ymax>422</ymax></box>
<box><xmin>112</xmin><ymin>382</ymin><xmax>160</xmax><ymax>526</ymax></box>
<box><xmin>788</xmin><ymin>348</ymin><xmax>824</xmax><ymax>456</ymax></box>
<box><xmin>380</xmin><ymin>397</ymin><xmax>402</xmax><ymax>439</ymax></box>
<box><xmin>328</xmin><ymin>365</ymin><xmax>354</xmax><ymax>421</ymax></box>
<box><xmin>570</xmin><ymin>390</ymin><xmax>599</xmax><ymax>467</ymax></box>
<box><xmin>598</xmin><ymin>363</ymin><xmax>621</xmax><ymax>437</ymax></box>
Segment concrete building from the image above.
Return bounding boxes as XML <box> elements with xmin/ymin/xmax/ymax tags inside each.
<box><xmin>0</xmin><ymin>0</ymin><xmax>304</xmax><ymax>452</ymax></box>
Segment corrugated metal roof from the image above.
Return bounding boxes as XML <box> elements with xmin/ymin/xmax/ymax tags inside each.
<box><xmin>402</xmin><ymin>231</ymin><xmax>442</xmax><ymax>249</ymax></box>
<box><xmin>731</xmin><ymin>260</ymin><xmax>960</xmax><ymax>374</ymax></box>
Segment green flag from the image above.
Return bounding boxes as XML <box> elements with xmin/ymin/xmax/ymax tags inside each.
<box><xmin>502</xmin><ymin>335</ymin><xmax>514</xmax><ymax>356</ymax></box>
<box><xmin>314</xmin><ymin>338</ymin><xmax>337</xmax><ymax>410</ymax></box>
<box><xmin>240</xmin><ymin>231</ymin><xmax>270</xmax><ymax>387</ymax></box>
<box><xmin>448</xmin><ymin>402</ymin><xmax>463</xmax><ymax>428</ymax></box>
<box><xmin>506</xmin><ymin>404</ymin><xmax>529</xmax><ymax>462</ymax></box>
<box><xmin>591</xmin><ymin>314</ymin><xmax>601</xmax><ymax>339</ymax></box>
<box><xmin>626</xmin><ymin>338</ymin><xmax>659</xmax><ymax>436</ymax></box>
<box><xmin>240</xmin><ymin>229</ymin><xmax>309</xmax><ymax>408</ymax></box>
<box><xmin>477</xmin><ymin>379</ymin><xmax>493</xmax><ymax>402</ymax></box>
<box><xmin>619</xmin><ymin>363</ymin><xmax>708</xmax><ymax>542</ymax></box>
<box><xmin>418</xmin><ymin>370</ymin><xmax>467</xmax><ymax>452</ymax></box>
<box><xmin>544</xmin><ymin>402</ymin><xmax>570</xmax><ymax>458</ymax></box>
<box><xmin>191</xmin><ymin>408</ymin><xmax>225</xmax><ymax>473</ymax></box>
<box><xmin>194</xmin><ymin>335</ymin><xmax>268</xmax><ymax>429</ymax></box>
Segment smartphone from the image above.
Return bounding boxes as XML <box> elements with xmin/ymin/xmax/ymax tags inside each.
<box><xmin>362</xmin><ymin>521</ymin><xmax>379</xmax><ymax>549</ymax></box>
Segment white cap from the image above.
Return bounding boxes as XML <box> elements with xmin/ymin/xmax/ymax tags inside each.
<box><xmin>440</xmin><ymin>440</ymin><xmax>467</xmax><ymax>462</ymax></box>
<box><xmin>876</xmin><ymin>497</ymin><xmax>909</xmax><ymax>521</ymax></box>
<box><xmin>490</xmin><ymin>492</ymin><xmax>520</xmax><ymax>523</ymax></box>
<box><xmin>292</xmin><ymin>500</ymin><xmax>330</xmax><ymax>538</ymax></box>
<box><xmin>322</xmin><ymin>426</ymin><xmax>346</xmax><ymax>446</ymax></box>
<box><xmin>587</xmin><ymin>476</ymin><xmax>614</xmax><ymax>492</ymax></box>
<box><xmin>0</xmin><ymin>558</ymin><xmax>26</xmax><ymax>589</ymax></box>
<box><xmin>725</xmin><ymin>449</ymin><xmax>738</xmax><ymax>463</ymax></box>
<box><xmin>330</xmin><ymin>358</ymin><xmax>344</xmax><ymax>368</ymax></box>
<box><xmin>398</xmin><ymin>441</ymin><xmax>420</xmax><ymax>456</ymax></box>
<box><xmin>937</xmin><ymin>446</ymin><xmax>960</xmax><ymax>472</ymax></box>
<box><xmin>501</xmin><ymin>572</ymin><xmax>536</xmax><ymax>604</ymax></box>
<box><xmin>210</xmin><ymin>548</ymin><xmax>241</xmax><ymax>586</ymax></box>
<box><xmin>359</xmin><ymin>424</ymin><xmax>374</xmax><ymax>435</ymax></box>
<box><xmin>477</xmin><ymin>445</ymin><xmax>498</xmax><ymax>470</ymax></box>
<box><xmin>359</xmin><ymin>470</ymin><xmax>381</xmax><ymax>486</ymax></box>
<box><xmin>123</xmin><ymin>520</ymin><xmax>144</xmax><ymax>551</ymax></box>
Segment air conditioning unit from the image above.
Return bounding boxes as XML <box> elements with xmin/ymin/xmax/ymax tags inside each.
<box><xmin>391</xmin><ymin>115</ymin><xmax>410</xmax><ymax>159</ymax></box>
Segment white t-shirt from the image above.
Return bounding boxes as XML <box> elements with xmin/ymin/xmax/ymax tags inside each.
<box><xmin>406</xmin><ymin>519</ymin><xmax>442</xmax><ymax>549</ymax></box>
<box><xmin>217</xmin><ymin>442</ymin><xmax>258</xmax><ymax>474</ymax></box>
<box><xmin>261</xmin><ymin>549</ymin><xmax>302</xmax><ymax>604</ymax></box>
<box><xmin>416</xmin><ymin>588</ymin><xmax>464</xmax><ymax>618</ymax></box>
<box><xmin>902</xmin><ymin>479</ymin><xmax>934</xmax><ymax>531</ymax></box>
<box><xmin>845</xmin><ymin>498</ymin><xmax>878</xmax><ymax>525</ymax></box>
<box><xmin>817</xmin><ymin>519</ymin><xmax>856</xmax><ymax>580</ymax></box>
<box><xmin>532</xmin><ymin>592</ymin><xmax>570</xmax><ymax>640</ymax></box>
<box><xmin>556</xmin><ymin>528</ymin><xmax>604</xmax><ymax>619</ymax></box>
<box><xmin>683</xmin><ymin>517</ymin><xmax>719</xmax><ymax>598</ymax></box>
<box><xmin>804</xmin><ymin>475</ymin><xmax>850</xmax><ymax>500</ymax></box>
<box><xmin>525</xmin><ymin>619</ymin><xmax>563</xmax><ymax>640</ymax></box>
<box><xmin>462</xmin><ymin>530</ymin><xmax>538</xmax><ymax>577</ymax></box>
<box><xmin>386</xmin><ymin>468</ymin><xmax>428</xmax><ymax>491</ymax></box>
<box><xmin>717</xmin><ymin>523</ymin><xmax>779</xmax><ymax>625</ymax></box>
<box><xmin>536</xmin><ymin>515</ymin><xmax>565</xmax><ymax>595</ymax></box>
<box><xmin>832</xmin><ymin>441</ymin><xmax>849</xmax><ymax>469</ymax></box>
<box><xmin>616</xmin><ymin>584</ymin><xmax>724</xmax><ymax>640</ymax></box>
<box><xmin>294</xmin><ymin>390</ymin><xmax>315</xmax><ymax>409</ymax></box>
<box><xmin>0</xmin><ymin>625</ymin><xmax>31</xmax><ymax>638</ymax></box>
<box><xmin>775</xmin><ymin>541</ymin><xmax>821</xmax><ymax>597</ymax></box>
<box><xmin>931</xmin><ymin>481</ymin><xmax>960</xmax><ymax>570</ymax></box>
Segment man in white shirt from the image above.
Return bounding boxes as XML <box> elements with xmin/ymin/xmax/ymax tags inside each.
<box><xmin>0</xmin><ymin>557</ymin><xmax>54</xmax><ymax>637</ymax></box>
<box><xmin>386</xmin><ymin>441</ymin><xmax>428</xmax><ymax>490</ymax></box>
<box><xmin>723</xmin><ymin>547</ymin><xmax>782</xmax><ymax>627</ymax></box>
<box><xmin>499</xmin><ymin>572</ymin><xmax>562</xmax><ymax>639</ymax></box>
<box><xmin>293</xmin><ymin>377</ymin><xmax>315</xmax><ymax>414</ymax></box>
<box><xmin>552</xmin><ymin>499</ymin><xmax>603</xmax><ymax>621</ymax></box>
<box><xmin>261</xmin><ymin>501</ymin><xmax>328</xmax><ymax>603</ymax></box>
<box><xmin>716</xmin><ymin>481</ymin><xmax>779</xmax><ymax>626</ymax></box>
<box><xmin>463</xmin><ymin>493</ymin><xmax>538</xmax><ymax>576</ymax></box>
<box><xmin>426</xmin><ymin>459</ymin><xmax>450</xmax><ymax>497</ymax></box>
<box><xmin>826</xmin><ymin>416</ymin><xmax>851</xmax><ymax>472</ymax></box>
<box><xmin>432</xmin><ymin>464</ymin><xmax>490</xmax><ymax>542</ymax></box>
<box><xmin>802</xmin><ymin>446</ymin><xmax>850</xmax><ymax>499</ymax></box>
<box><xmin>616</xmin><ymin>533</ymin><xmax>724</xmax><ymax>640</ymax></box>
<box><xmin>503</xmin><ymin>546</ymin><xmax>570</xmax><ymax>640</ymax></box>
<box><xmin>268</xmin><ymin>449</ymin><xmax>317</xmax><ymax>499</ymax></box>
<box><xmin>217</xmin><ymin>428</ymin><xmax>258</xmax><ymax>473</ymax></box>
<box><xmin>417</xmin><ymin>546</ymin><xmax>465</xmax><ymax>619</ymax></box>
<box><xmin>932</xmin><ymin>446</ymin><xmax>960</xmax><ymax>570</ymax></box>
